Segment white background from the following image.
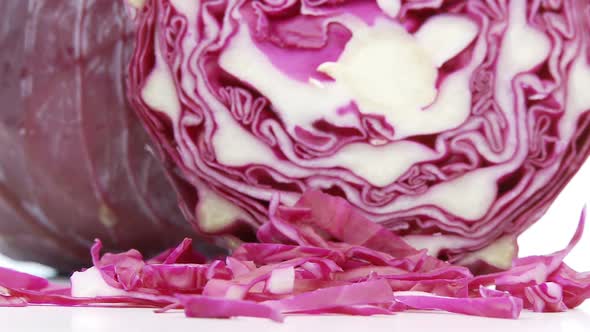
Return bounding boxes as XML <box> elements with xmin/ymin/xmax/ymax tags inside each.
<box><xmin>1</xmin><ymin>158</ymin><xmax>590</xmax><ymax>331</ymax></box>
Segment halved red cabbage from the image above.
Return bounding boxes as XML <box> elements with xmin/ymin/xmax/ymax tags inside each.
<box><xmin>1</xmin><ymin>191</ymin><xmax>589</xmax><ymax>321</ymax></box>
<box><xmin>127</xmin><ymin>0</ymin><xmax>590</xmax><ymax>269</ymax></box>
<box><xmin>0</xmin><ymin>0</ymin><xmax>209</xmax><ymax>271</ymax></box>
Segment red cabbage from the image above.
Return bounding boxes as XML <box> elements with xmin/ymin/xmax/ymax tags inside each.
<box><xmin>2</xmin><ymin>0</ymin><xmax>590</xmax><ymax>323</ymax></box>
<box><xmin>392</xmin><ymin>289</ymin><xmax>523</xmax><ymax>319</ymax></box>
<box><xmin>0</xmin><ymin>0</ymin><xmax>211</xmax><ymax>272</ymax></box>
<box><xmin>179</xmin><ymin>295</ymin><xmax>284</xmax><ymax>322</ymax></box>
<box><xmin>127</xmin><ymin>0</ymin><xmax>590</xmax><ymax>271</ymax></box>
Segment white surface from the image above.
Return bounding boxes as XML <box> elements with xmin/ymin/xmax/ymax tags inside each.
<box><xmin>1</xmin><ymin>304</ymin><xmax>589</xmax><ymax>332</ymax></box>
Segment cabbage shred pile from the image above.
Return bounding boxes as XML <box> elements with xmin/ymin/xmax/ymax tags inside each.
<box><xmin>1</xmin><ymin>191</ymin><xmax>589</xmax><ymax>320</ymax></box>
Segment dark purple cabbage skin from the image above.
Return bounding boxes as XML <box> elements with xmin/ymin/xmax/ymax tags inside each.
<box><xmin>0</xmin><ymin>0</ymin><xmax>198</xmax><ymax>272</ymax></box>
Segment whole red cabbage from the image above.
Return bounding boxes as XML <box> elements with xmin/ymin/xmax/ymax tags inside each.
<box><xmin>128</xmin><ymin>0</ymin><xmax>590</xmax><ymax>270</ymax></box>
<box><xmin>0</xmin><ymin>0</ymin><xmax>201</xmax><ymax>272</ymax></box>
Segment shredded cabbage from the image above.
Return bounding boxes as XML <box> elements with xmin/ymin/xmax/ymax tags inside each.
<box><xmin>1</xmin><ymin>191</ymin><xmax>589</xmax><ymax>321</ymax></box>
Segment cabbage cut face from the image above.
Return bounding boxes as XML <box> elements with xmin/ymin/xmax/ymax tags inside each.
<box><xmin>129</xmin><ymin>0</ymin><xmax>590</xmax><ymax>267</ymax></box>
<box><xmin>0</xmin><ymin>0</ymin><xmax>199</xmax><ymax>271</ymax></box>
